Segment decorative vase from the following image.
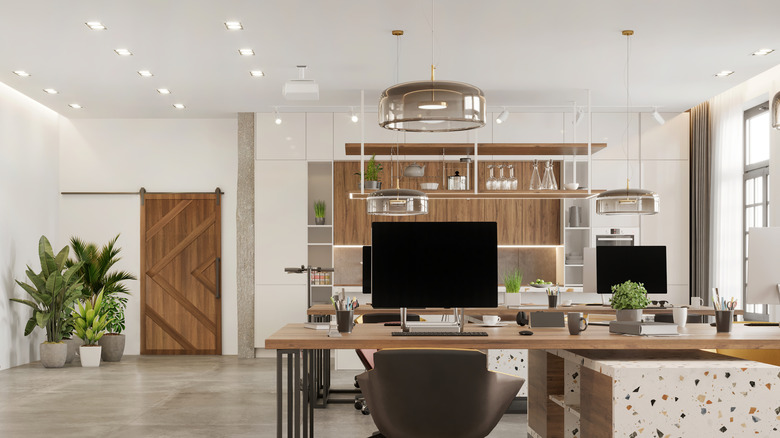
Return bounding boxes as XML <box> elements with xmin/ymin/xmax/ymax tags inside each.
<box><xmin>79</xmin><ymin>345</ymin><xmax>102</xmax><ymax>367</ymax></box>
<box><xmin>314</xmin><ymin>217</ymin><xmax>325</xmax><ymax>225</ymax></box>
<box><xmin>505</xmin><ymin>293</ymin><xmax>522</xmax><ymax>307</ymax></box>
<box><xmin>616</xmin><ymin>309</ymin><xmax>643</xmax><ymax>322</ymax></box>
<box><xmin>39</xmin><ymin>342</ymin><xmax>67</xmax><ymax>368</ymax></box>
<box><xmin>98</xmin><ymin>333</ymin><xmax>126</xmax><ymax>362</ymax></box>
<box><xmin>63</xmin><ymin>338</ymin><xmax>83</xmax><ymax>364</ymax></box>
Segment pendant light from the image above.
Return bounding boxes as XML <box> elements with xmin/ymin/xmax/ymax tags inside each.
<box><xmin>596</xmin><ymin>30</ymin><xmax>660</xmax><ymax>216</ymax></box>
<box><xmin>378</xmin><ymin>0</ymin><xmax>486</xmax><ymax>132</ymax></box>
<box><xmin>366</xmin><ymin>146</ymin><xmax>429</xmax><ymax>215</ymax></box>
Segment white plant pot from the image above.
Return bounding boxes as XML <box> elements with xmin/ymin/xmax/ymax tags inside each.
<box><xmin>79</xmin><ymin>345</ymin><xmax>102</xmax><ymax>367</ymax></box>
<box><xmin>505</xmin><ymin>293</ymin><xmax>522</xmax><ymax>307</ymax></box>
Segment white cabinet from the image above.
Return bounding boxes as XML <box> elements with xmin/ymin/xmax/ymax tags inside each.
<box><xmin>255</xmin><ymin>284</ymin><xmax>307</xmax><ymax>347</ymax></box>
<box><xmin>640</xmin><ymin>112</ymin><xmax>689</xmax><ymax>161</ymax></box>
<box><xmin>333</xmin><ymin>112</ymin><xmax>397</xmax><ymax>161</ymax></box>
<box><xmin>306</xmin><ymin>113</ymin><xmax>334</xmax><ymax>160</ymax></box>
<box><xmin>492</xmin><ymin>112</ymin><xmax>565</xmax><ymax>143</ymax></box>
<box><xmin>257</xmin><ymin>112</ymin><xmax>306</xmax><ymax>160</ymax></box>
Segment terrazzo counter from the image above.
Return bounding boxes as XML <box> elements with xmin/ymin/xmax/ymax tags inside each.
<box><xmin>528</xmin><ymin>349</ymin><xmax>780</xmax><ymax>437</ymax></box>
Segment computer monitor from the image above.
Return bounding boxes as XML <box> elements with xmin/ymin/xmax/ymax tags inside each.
<box><xmin>747</xmin><ymin>227</ymin><xmax>780</xmax><ymax>304</ymax></box>
<box><xmin>596</xmin><ymin>246</ymin><xmax>667</xmax><ymax>294</ymax></box>
<box><xmin>362</xmin><ymin>245</ymin><xmax>371</xmax><ymax>294</ymax></box>
<box><xmin>371</xmin><ymin>222</ymin><xmax>498</xmax><ymax>308</ymax></box>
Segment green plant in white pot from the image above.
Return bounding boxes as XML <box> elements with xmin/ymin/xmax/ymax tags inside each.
<box><xmin>10</xmin><ymin>236</ymin><xmax>84</xmax><ymax>368</ymax></box>
<box><xmin>503</xmin><ymin>270</ymin><xmax>523</xmax><ymax>307</ymax></box>
<box><xmin>72</xmin><ymin>290</ymin><xmax>109</xmax><ymax>367</ymax></box>
<box><xmin>610</xmin><ymin>280</ymin><xmax>651</xmax><ymax>321</ymax></box>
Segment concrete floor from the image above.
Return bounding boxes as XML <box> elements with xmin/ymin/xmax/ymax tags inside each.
<box><xmin>0</xmin><ymin>355</ymin><xmax>527</xmax><ymax>437</ymax></box>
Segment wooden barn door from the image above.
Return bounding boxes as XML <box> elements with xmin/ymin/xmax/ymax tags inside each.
<box><xmin>141</xmin><ymin>191</ymin><xmax>222</xmax><ymax>355</ymax></box>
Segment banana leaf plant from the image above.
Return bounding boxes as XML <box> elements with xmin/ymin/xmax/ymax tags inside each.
<box><xmin>72</xmin><ymin>290</ymin><xmax>109</xmax><ymax>345</ymax></box>
<box><xmin>10</xmin><ymin>236</ymin><xmax>84</xmax><ymax>343</ymax></box>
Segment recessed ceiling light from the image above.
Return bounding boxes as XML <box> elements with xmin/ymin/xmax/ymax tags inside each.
<box><xmin>85</xmin><ymin>21</ymin><xmax>106</xmax><ymax>30</ymax></box>
<box><xmin>43</xmin><ymin>88</ymin><xmax>58</xmax><ymax>94</ymax></box>
<box><xmin>238</xmin><ymin>48</ymin><xmax>255</xmax><ymax>56</ymax></box>
<box><xmin>69</xmin><ymin>103</ymin><xmax>82</xmax><ymax>109</ymax></box>
<box><xmin>137</xmin><ymin>70</ymin><xmax>153</xmax><ymax>77</ymax></box>
<box><xmin>224</xmin><ymin>21</ymin><xmax>243</xmax><ymax>30</ymax></box>
<box><xmin>250</xmin><ymin>70</ymin><xmax>265</xmax><ymax>77</ymax></box>
<box><xmin>714</xmin><ymin>70</ymin><xmax>734</xmax><ymax>77</ymax></box>
<box><xmin>173</xmin><ymin>103</ymin><xmax>186</xmax><ymax>109</ymax></box>
<box><xmin>13</xmin><ymin>70</ymin><xmax>30</xmax><ymax>77</ymax></box>
<box><xmin>752</xmin><ymin>48</ymin><xmax>774</xmax><ymax>56</ymax></box>
<box><xmin>114</xmin><ymin>48</ymin><xmax>132</xmax><ymax>56</ymax></box>
<box><xmin>157</xmin><ymin>88</ymin><xmax>171</xmax><ymax>94</ymax></box>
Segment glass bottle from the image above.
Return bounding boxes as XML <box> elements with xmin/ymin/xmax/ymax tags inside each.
<box><xmin>541</xmin><ymin>160</ymin><xmax>553</xmax><ymax>190</ymax></box>
<box><xmin>508</xmin><ymin>165</ymin><xmax>517</xmax><ymax>190</ymax></box>
<box><xmin>529</xmin><ymin>160</ymin><xmax>542</xmax><ymax>190</ymax></box>
<box><xmin>497</xmin><ymin>165</ymin><xmax>507</xmax><ymax>191</ymax></box>
<box><xmin>548</xmin><ymin>160</ymin><xmax>558</xmax><ymax>190</ymax></box>
<box><xmin>486</xmin><ymin>165</ymin><xmax>496</xmax><ymax>190</ymax></box>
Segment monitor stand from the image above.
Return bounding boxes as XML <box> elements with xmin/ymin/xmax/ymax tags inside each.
<box><xmin>400</xmin><ymin>308</ymin><xmax>465</xmax><ymax>333</ymax></box>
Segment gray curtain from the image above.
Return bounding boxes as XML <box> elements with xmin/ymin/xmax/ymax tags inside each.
<box><xmin>689</xmin><ymin>102</ymin><xmax>711</xmax><ymax>301</ymax></box>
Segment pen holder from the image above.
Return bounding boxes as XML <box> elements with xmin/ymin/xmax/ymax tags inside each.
<box><xmin>715</xmin><ymin>310</ymin><xmax>733</xmax><ymax>333</ymax></box>
<box><xmin>336</xmin><ymin>310</ymin><xmax>354</xmax><ymax>333</ymax></box>
<box><xmin>548</xmin><ymin>294</ymin><xmax>558</xmax><ymax>308</ymax></box>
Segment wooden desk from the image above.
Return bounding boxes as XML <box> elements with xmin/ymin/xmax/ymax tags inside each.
<box><xmin>266</xmin><ymin>323</ymin><xmax>780</xmax><ymax>437</ymax></box>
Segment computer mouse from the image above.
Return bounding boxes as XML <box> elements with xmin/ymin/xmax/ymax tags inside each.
<box><xmin>519</xmin><ymin>330</ymin><xmax>534</xmax><ymax>336</ymax></box>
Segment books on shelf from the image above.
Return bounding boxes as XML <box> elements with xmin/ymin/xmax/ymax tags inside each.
<box><xmin>609</xmin><ymin>321</ymin><xmax>678</xmax><ymax>336</ymax></box>
<box><xmin>310</xmin><ymin>271</ymin><xmax>332</xmax><ymax>285</ymax></box>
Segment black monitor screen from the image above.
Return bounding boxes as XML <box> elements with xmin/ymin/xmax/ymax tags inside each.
<box><xmin>596</xmin><ymin>246</ymin><xmax>667</xmax><ymax>294</ymax></box>
<box><xmin>371</xmin><ymin>222</ymin><xmax>498</xmax><ymax>308</ymax></box>
<box><xmin>362</xmin><ymin>245</ymin><xmax>371</xmax><ymax>294</ymax></box>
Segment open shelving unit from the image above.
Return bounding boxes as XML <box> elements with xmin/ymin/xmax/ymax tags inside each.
<box><xmin>308</xmin><ymin>162</ymin><xmax>334</xmax><ymax>305</ymax></box>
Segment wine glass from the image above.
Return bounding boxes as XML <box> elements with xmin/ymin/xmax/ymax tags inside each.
<box><xmin>497</xmin><ymin>165</ymin><xmax>507</xmax><ymax>191</ymax></box>
<box><xmin>487</xmin><ymin>165</ymin><xmax>497</xmax><ymax>190</ymax></box>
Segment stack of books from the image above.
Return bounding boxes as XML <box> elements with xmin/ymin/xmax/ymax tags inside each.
<box><xmin>609</xmin><ymin>321</ymin><xmax>678</xmax><ymax>336</ymax></box>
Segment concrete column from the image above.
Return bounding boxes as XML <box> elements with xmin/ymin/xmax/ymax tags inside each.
<box><xmin>237</xmin><ymin>113</ymin><xmax>255</xmax><ymax>358</ymax></box>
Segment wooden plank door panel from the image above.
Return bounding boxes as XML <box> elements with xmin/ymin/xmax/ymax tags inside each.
<box><xmin>141</xmin><ymin>193</ymin><xmax>221</xmax><ymax>355</ymax></box>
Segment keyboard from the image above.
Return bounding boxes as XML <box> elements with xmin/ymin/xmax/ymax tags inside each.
<box><xmin>391</xmin><ymin>331</ymin><xmax>488</xmax><ymax>337</ymax></box>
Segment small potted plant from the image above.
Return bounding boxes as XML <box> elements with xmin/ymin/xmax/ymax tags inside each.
<box><xmin>503</xmin><ymin>269</ymin><xmax>523</xmax><ymax>307</ymax></box>
<box><xmin>610</xmin><ymin>280</ymin><xmax>651</xmax><ymax>321</ymax></box>
<box><xmin>72</xmin><ymin>290</ymin><xmax>109</xmax><ymax>367</ymax></box>
<box><xmin>314</xmin><ymin>200</ymin><xmax>326</xmax><ymax>225</ymax></box>
<box><xmin>355</xmin><ymin>154</ymin><xmax>383</xmax><ymax>189</ymax></box>
<box><xmin>10</xmin><ymin>236</ymin><xmax>84</xmax><ymax>368</ymax></box>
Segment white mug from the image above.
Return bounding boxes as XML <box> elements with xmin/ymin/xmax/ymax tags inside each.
<box><xmin>690</xmin><ymin>297</ymin><xmax>703</xmax><ymax>308</ymax></box>
<box><xmin>483</xmin><ymin>315</ymin><xmax>501</xmax><ymax>325</ymax></box>
<box><xmin>673</xmin><ymin>307</ymin><xmax>688</xmax><ymax>328</ymax></box>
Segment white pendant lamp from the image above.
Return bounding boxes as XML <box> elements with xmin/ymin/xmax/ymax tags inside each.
<box><xmin>596</xmin><ymin>30</ymin><xmax>659</xmax><ymax>216</ymax></box>
<box><xmin>378</xmin><ymin>1</ymin><xmax>486</xmax><ymax>132</ymax></box>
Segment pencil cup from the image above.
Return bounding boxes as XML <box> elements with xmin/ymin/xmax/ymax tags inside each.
<box><xmin>548</xmin><ymin>295</ymin><xmax>558</xmax><ymax>308</ymax></box>
<box><xmin>715</xmin><ymin>310</ymin><xmax>733</xmax><ymax>333</ymax></box>
<box><xmin>336</xmin><ymin>310</ymin><xmax>354</xmax><ymax>333</ymax></box>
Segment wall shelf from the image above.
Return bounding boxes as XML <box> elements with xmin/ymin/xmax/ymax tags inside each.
<box><xmin>348</xmin><ymin>190</ymin><xmax>603</xmax><ymax>200</ymax></box>
<box><xmin>345</xmin><ymin>143</ymin><xmax>607</xmax><ymax>156</ymax></box>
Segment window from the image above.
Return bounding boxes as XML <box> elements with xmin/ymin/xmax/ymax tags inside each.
<box><xmin>743</xmin><ymin>103</ymin><xmax>770</xmax><ymax>316</ymax></box>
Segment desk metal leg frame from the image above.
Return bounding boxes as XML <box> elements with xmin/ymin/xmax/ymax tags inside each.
<box><xmin>277</xmin><ymin>349</ymin><xmax>308</xmax><ymax>438</ymax></box>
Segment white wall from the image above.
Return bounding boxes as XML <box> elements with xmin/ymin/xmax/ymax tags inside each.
<box><xmin>58</xmin><ymin>118</ymin><xmax>239</xmax><ymax>355</ymax></box>
<box><xmin>0</xmin><ymin>81</ymin><xmax>61</xmax><ymax>370</ymax></box>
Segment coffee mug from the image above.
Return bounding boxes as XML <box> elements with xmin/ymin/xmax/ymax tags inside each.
<box><xmin>483</xmin><ymin>315</ymin><xmax>501</xmax><ymax>325</ymax></box>
<box><xmin>672</xmin><ymin>306</ymin><xmax>688</xmax><ymax>328</ymax></box>
<box><xmin>567</xmin><ymin>312</ymin><xmax>588</xmax><ymax>335</ymax></box>
<box><xmin>690</xmin><ymin>297</ymin><xmax>703</xmax><ymax>308</ymax></box>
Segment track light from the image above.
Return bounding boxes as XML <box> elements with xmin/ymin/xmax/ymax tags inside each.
<box><xmin>652</xmin><ymin>108</ymin><xmax>665</xmax><ymax>125</ymax></box>
<box><xmin>274</xmin><ymin>108</ymin><xmax>282</xmax><ymax>125</ymax></box>
<box><xmin>574</xmin><ymin>107</ymin><xmax>584</xmax><ymax>125</ymax></box>
<box><xmin>350</xmin><ymin>107</ymin><xmax>359</xmax><ymax>123</ymax></box>
<box><xmin>495</xmin><ymin>109</ymin><xmax>509</xmax><ymax>124</ymax></box>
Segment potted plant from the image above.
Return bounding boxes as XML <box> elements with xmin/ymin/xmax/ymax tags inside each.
<box><xmin>10</xmin><ymin>236</ymin><xmax>84</xmax><ymax>368</ymax></box>
<box><xmin>610</xmin><ymin>280</ymin><xmax>651</xmax><ymax>321</ymax></box>
<box><xmin>503</xmin><ymin>269</ymin><xmax>523</xmax><ymax>307</ymax></box>
<box><xmin>67</xmin><ymin>234</ymin><xmax>136</xmax><ymax>362</ymax></box>
<box><xmin>355</xmin><ymin>154</ymin><xmax>383</xmax><ymax>189</ymax></box>
<box><xmin>314</xmin><ymin>200</ymin><xmax>326</xmax><ymax>225</ymax></box>
<box><xmin>72</xmin><ymin>290</ymin><xmax>109</xmax><ymax>367</ymax></box>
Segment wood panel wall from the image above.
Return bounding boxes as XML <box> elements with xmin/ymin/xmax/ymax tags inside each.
<box><xmin>334</xmin><ymin>161</ymin><xmax>561</xmax><ymax>245</ymax></box>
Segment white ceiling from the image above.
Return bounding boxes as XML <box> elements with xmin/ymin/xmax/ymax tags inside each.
<box><xmin>2</xmin><ymin>0</ymin><xmax>780</xmax><ymax>119</ymax></box>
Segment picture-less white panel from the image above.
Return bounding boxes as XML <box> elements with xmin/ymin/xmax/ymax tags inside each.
<box><xmin>640</xmin><ymin>112</ymin><xmax>689</xmax><ymax>161</ymax></box>
<box><xmin>333</xmin><ymin>112</ymin><xmax>397</xmax><ymax>161</ymax></box>
<box><xmin>255</xmin><ymin>284</ymin><xmax>307</xmax><ymax>347</ymax></box>
<box><xmin>257</xmin><ymin>112</ymin><xmax>306</xmax><ymax>160</ymax></box>
<box><xmin>590</xmin><ymin>113</ymin><xmax>640</xmax><ymax>161</ymax></box>
<box><xmin>306</xmin><ymin>113</ymin><xmax>334</xmax><ymax>160</ymax></box>
<box><xmin>493</xmin><ymin>112</ymin><xmax>564</xmax><ymax>143</ymax></box>
<box><xmin>640</xmin><ymin>160</ymin><xmax>689</xmax><ymax>286</ymax></box>
<box><xmin>255</xmin><ymin>161</ymin><xmax>307</xmax><ymax>285</ymax></box>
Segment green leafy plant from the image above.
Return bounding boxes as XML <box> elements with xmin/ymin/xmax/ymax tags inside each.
<box><xmin>72</xmin><ymin>290</ymin><xmax>109</xmax><ymax>345</ymax></box>
<box><xmin>355</xmin><ymin>154</ymin><xmax>383</xmax><ymax>181</ymax></box>
<box><xmin>609</xmin><ymin>280</ymin><xmax>651</xmax><ymax>310</ymax></box>
<box><xmin>10</xmin><ymin>236</ymin><xmax>84</xmax><ymax>343</ymax></box>
<box><xmin>103</xmin><ymin>295</ymin><xmax>128</xmax><ymax>335</ymax></box>
<box><xmin>503</xmin><ymin>270</ymin><xmax>523</xmax><ymax>293</ymax></box>
<box><xmin>66</xmin><ymin>234</ymin><xmax>136</xmax><ymax>332</ymax></box>
<box><xmin>314</xmin><ymin>200</ymin><xmax>326</xmax><ymax>218</ymax></box>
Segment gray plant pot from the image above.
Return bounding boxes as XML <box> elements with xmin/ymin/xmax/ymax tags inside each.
<box><xmin>362</xmin><ymin>180</ymin><xmax>381</xmax><ymax>190</ymax></box>
<box><xmin>99</xmin><ymin>334</ymin><xmax>126</xmax><ymax>362</ymax></box>
<box><xmin>40</xmin><ymin>342</ymin><xmax>67</xmax><ymax>368</ymax></box>
<box><xmin>616</xmin><ymin>309</ymin><xmax>643</xmax><ymax>322</ymax></box>
<box><xmin>63</xmin><ymin>338</ymin><xmax>83</xmax><ymax>364</ymax></box>
<box><xmin>314</xmin><ymin>217</ymin><xmax>325</xmax><ymax>225</ymax></box>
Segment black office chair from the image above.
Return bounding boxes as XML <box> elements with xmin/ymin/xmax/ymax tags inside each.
<box><xmin>357</xmin><ymin>349</ymin><xmax>524</xmax><ymax>438</ymax></box>
<box><xmin>353</xmin><ymin>313</ymin><xmax>420</xmax><ymax>414</ymax></box>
